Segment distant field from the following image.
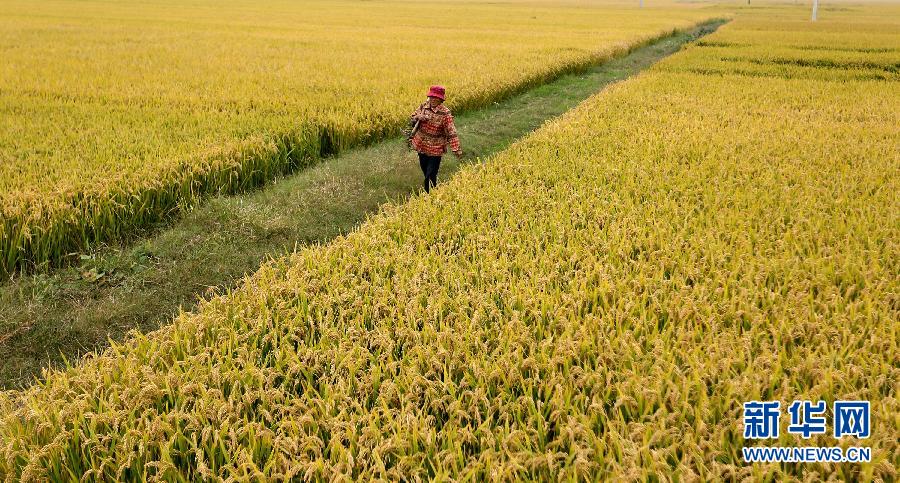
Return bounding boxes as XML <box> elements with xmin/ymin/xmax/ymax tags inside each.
<box><xmin>0</xmin><ymin>0</ymin><xmax>719</xmax><ymax>274</ymax></box>
<box><xmin>1</xmin><ymin>3</ymin><xmax>896</xmax><ymax>480</ymax></box>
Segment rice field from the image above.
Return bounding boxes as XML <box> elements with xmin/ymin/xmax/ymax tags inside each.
<box><xmin>0</xmin><ymin>0</ymin><xmax>721</xmax><ymax>274</ymax></box>
<box><xmin>0</xmin><ymin>2</ymin><xmax>896</xmax><ymax>480</ymax></box>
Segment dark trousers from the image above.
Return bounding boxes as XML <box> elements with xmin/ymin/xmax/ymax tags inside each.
<box><xmin>418</xmin><ymin>153</ymin><xmax>442</xmax><ymax>193</ymax></box>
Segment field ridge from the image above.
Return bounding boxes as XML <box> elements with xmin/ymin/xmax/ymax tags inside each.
<box><xmin>0</xmin><ymin>19</ymin><xmax>727</xmax><ymax>390</ymax></box>
<box><xmin>0</xmin><ymin>4</ymin><xmax>724</xmax><ymax>275</ymax></box>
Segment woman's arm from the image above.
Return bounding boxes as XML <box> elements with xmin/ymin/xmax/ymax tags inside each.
<box><xmin>411</xmin><ymin>102</ymin><xmax>430</xmax><ymax>123</ymax></box>
<box><xmin>444</xmin><ymin>113</ymin><xmax>462</xmax><ymax>155</ymax></box>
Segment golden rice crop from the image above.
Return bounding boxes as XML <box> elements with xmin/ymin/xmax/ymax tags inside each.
<box><xmin>0</xmin><ymin>0</ymin><xmax>720</xmax><ymax>274</ymax></box>
<box><xmin>1</xmin><ymin>2</ymin><xmax>898</xmax><ymax>481</ymax></box>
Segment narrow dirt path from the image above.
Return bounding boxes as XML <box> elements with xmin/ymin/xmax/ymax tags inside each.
<box><xmin>0</xmin><ymin>20</ymin><xmax>726</xmax><ymax>388</ymax></box>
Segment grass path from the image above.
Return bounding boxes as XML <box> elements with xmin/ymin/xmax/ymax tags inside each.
<box><xmin>0</xmin><ymin>20</ymin><xmax>725</xmax><ymax>388</ymax></box>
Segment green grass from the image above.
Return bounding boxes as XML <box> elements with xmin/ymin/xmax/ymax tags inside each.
<box><xmin>0</xmin><ymin>20</ymin><xmax>725</xmax><ymax>389</ymax></box>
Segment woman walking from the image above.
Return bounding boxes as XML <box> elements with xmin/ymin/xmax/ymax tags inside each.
<box><xmin>409</xmin><ymin>85</ymin><xmax>463</xmax><ymax>193</ymax></box>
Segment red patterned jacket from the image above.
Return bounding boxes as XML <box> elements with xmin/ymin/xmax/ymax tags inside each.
<box><xmin>409</xmin><ymin>102</ymin><xmax>461</xmax><ymax>156</ymax></box>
